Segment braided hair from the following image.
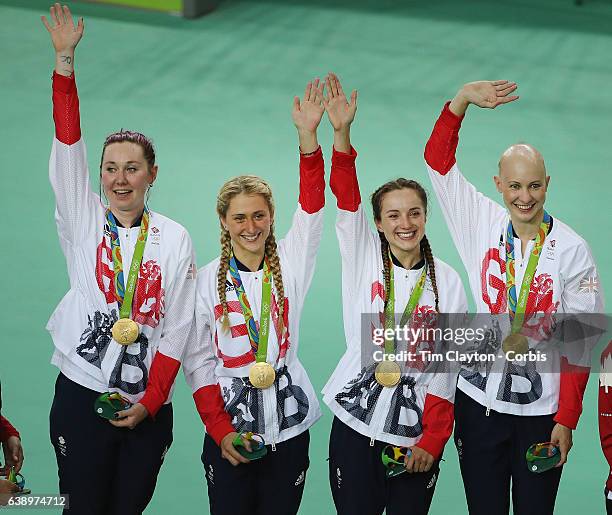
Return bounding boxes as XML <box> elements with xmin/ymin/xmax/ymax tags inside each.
<box><xmin>371</xmin><ymin>179</ymin><xmax>440</xmax><ymax>312</ymax></box>
<box><xmin>216</xmin><ymin>175</ymin><xmax>285</xmax><ymax>330</ymax></box>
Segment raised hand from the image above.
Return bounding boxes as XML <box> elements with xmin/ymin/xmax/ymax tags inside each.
<box><xmin>323</xmin><ymin>72</ymin><xmax>357</xmax><ymax>132</ymax></box>
<box><xmin>41</xmin><ymin>3</ymin><xmax>84</xmax><ymax>76</ymax></box>
<box><xmin>450</xmin><ymin>80</ymin><xmax>518</xmax><ymax>116</ymax></box>
<box><xmin>292</xmin><ymin>79</ymin><xmax>325</xmax><ymax>153</ymax></box>
<box><xmin>323</xmin><ymin>72</ymin><xmax>356</xmax><ymax>153</ymax></box>
<box><xmin>41</xmin><ymin>4</ymin><xmax>84</xmax><ymax>53</ymax></box>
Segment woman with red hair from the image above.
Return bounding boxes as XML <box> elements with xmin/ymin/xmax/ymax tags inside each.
<box><xmin>42</xmin><ymin>5</ymin><xmax>196</xmax><ymax>513</ymax></box>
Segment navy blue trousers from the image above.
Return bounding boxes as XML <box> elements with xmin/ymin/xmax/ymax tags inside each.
<box><xmin>50</xmin><ymin>373</ymin><xmax>172</xmax><ymax>515</ymax></box>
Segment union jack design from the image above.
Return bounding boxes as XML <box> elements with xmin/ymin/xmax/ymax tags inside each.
<box><xmin>579</xmin><ymin>276</ymin><xmax>599</xmax><ymax>294</ymax></box>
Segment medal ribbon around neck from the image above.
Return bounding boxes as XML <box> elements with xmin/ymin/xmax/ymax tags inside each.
<box><xmin>383</xmin><ymin>251</ymin><xmax>427</xmax><ymax>356</ymax></box>
<box><xmin>106</xmin><ymin>208</ymin><xmax>150</xmax><ymax>320</ymax></box>
<box><xmin>505</xmin><ymin>210</ymin><xmax>551</xmax><ymax>335</ymax></box>
<box><xmin>228</xmin><ymin>253</ymin><xmax>272</xmax><ymax>363</ymax></box>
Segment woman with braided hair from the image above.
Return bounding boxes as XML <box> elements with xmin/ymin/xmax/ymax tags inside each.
<box><xmin>183</xmin><ymin>79</ymin><xmax>326</xmax><ymax>515</ymax></box>
<box><xmin>373</xmin><ymin>179</ymin><xmax>442</xmax><ymax>313</ymax></box>
<box><xmin>321</xmin><ymin>73</ymin><xmax>467</xmax><ymax>515</ymax></box>
<box><xmin>214</xmin><ymin>177</ymin><xmax>287</xmax><ymax>333</ymax></box>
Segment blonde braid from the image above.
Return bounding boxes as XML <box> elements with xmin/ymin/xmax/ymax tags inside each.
<box><xmin>265</xmin><ymin>229</ymin><xmax>285</xmax><ymax>332</ymax></box>
<box><xmin>216</xmin><ymin>175</ymin><xmax>277</xmax><ymax>330</ymax></box>
<box><xmin>217</xmin><ymin>228</ymin><xmax>232</xmax><ymax>329</ymax></box>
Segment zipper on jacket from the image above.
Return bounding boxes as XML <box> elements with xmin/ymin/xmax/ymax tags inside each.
<box><xmin>264</xmin><ymin>385</ymin><xmax>278</xmax><ymax>452</ymax></box>
<box><xmin>367</xmin><ymin>385</ymin><xmax>393</xmax><ymax>448</ymax></box>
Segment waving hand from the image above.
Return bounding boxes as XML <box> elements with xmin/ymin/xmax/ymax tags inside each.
<box><xmin>41</xmin><ymin>3</ymin><xmax>84</xmax><ymax>76</ymax></box>
<box><xmin>292</xmin><ymin>78</ymin><xmax>325</xmax><ymax>153</ymax></box>
<box><xmin>449</xmin><ymin>80</ymin><xmax>518</xmax><ymax>116</ymax></box>
<box><xmin>324</xmin><ymin>72</ymin><xmax>357</xmax><ymax>153</ymax></box>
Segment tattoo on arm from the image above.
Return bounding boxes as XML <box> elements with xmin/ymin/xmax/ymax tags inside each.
<box><xmin>60</xmin><ymin>55</ymin><xmax>72</xmax><ymax>65</ymax></box>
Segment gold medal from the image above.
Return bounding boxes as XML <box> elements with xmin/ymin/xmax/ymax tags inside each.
<box><xmin>111</xmin><ymin>318</ymin><xmax>140</xmax><ymax>345</ymax></box>
<box><xmin>249</xmin><ymin>362</ymin><xmax>276</xmax><ymax>389</ymax></box>
<box><xmin>375</xmin><ymin>361</ymin><xmax>401</xmax><ymax>388</ymax></box>
<box><xmin>502</xmin><ymin>333</ymin><xmax>529</xmax><ymax>356</ymax></box>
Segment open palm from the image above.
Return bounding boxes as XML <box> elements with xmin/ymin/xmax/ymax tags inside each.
<box><xmin>324</xmin><ymin>72</ymin><xmax>357</xmax><ymax>131</ymax></box>
<box><xmin>462</xmin><ymin>80</ymin><xmax>518</xmax><ymax>109</ymax></box>
<box><xmin>41</xmin><ymin>3</ymin><xmax>84</xmax><ymax>52</ymax></box>
<box><xmin>292</xmin><ymin>79</ymin><xmax>325</xmax><ymax>134</ymax></box>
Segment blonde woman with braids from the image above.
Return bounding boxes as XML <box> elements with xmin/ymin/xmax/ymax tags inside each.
<box><xmin>183</xmin><ymin>79</ymin><xmax>326</xmax><ymax>515</ymax></box>
<box><xmin>321</xmin><ymin>73</ymin><xmax>468</xmax><ymax>515</ymax></box>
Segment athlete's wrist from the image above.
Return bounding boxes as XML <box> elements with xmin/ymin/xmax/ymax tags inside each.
<box><xmin>449</xmin><ymin>91</ymin><xmax>470</xmax><ymax>117</ymax></box>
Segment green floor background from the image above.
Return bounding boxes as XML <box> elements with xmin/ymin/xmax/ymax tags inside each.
<box><xmin>0</xmin><ymin>0</ymin><xmax>611</xmax><ymax>513</ymax></box>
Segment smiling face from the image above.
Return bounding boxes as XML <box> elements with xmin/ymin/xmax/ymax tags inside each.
<box><xmin>494</xmin><ymin>144</ymin><xmax>550</xmax><ymax>225</ymax></box>
<box><xmin>100</xmin><ymin>141</ymin><xmax>157</xmax><ymax>215</ymax></box>
<box><xmin>375</xmin><ymin>188</ymin><xmax>426</xmax><ymax>260</ymax></box>
<box><xmin>221</xmin><ymin>193</ymin><xmax>273</xmax><ymax>259</ymax></box>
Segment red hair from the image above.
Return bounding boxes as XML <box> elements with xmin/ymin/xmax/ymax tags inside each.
<box><xmin>100</xmin><ymin>130</ymin><xmax>156</xmax><ymax>170</ymax></box>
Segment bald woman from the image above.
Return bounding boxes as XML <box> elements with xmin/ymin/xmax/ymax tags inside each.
<box><xmin>424</xmin><ymin>82</ymin><xmax>603</xmax><ymax>515</ymax></box>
